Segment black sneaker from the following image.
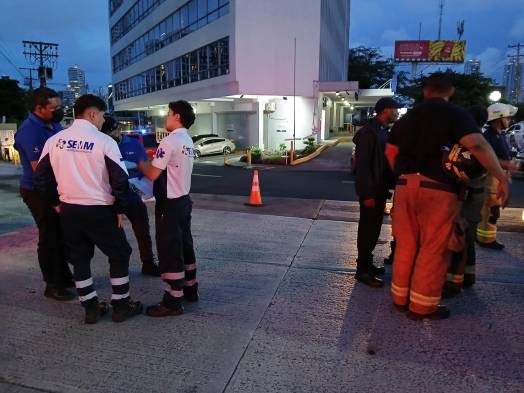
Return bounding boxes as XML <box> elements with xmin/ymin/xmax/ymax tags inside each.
<box><xmin>477</xmin><ymin>240</ymin><xmax>504</xmax><ymax>250</ymax></box>
<box><xmin>44</xmin><ymin>286</ymin><xmax>76</xmax><ymax>301</ymax></box>
<box><xmin>183</xmin><ymin>284</ymin><xmax>199</xmax><ymax>302</ymax></box>
<box><xmin>407</xmin><ymin>305</ymin><xmax>450</xmax><ymax>321</ymax></box>
<box><xmin>111</xmin><ymin>298</ymin><xmax>143</xmax><ymax>322</ymax></box>
<box><xmin>355</xmin><ymin>272</ymin><xmax>384</xmax><ymax>288</ymax></box>
<box><xmin>141</xmin><ymin>261</ymin><xmax>161</xmax><ymax>277</ymax></box>
<box><xmin>84</xmin><ymin>301</ymin><xmax>108</xmax><ymax>324</ymax></box>
<box><xmin>146</xmin><ymin>303</ymin><xmax>184</xmax><ymax>317</ymax></box>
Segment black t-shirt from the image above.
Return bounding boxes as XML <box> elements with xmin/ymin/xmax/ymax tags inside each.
<box><xmin>483</xmin><ymin>126</ymin><xmax>511</xmax><ymax>161</ymax></box>
<box><xmin>388</xmin><ymin>98</ymin><xmax>479</xmax><ymax>184</ymax></box>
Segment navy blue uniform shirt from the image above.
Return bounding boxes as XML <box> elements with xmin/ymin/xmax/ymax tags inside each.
<box><xmin>118</xmin><ymin>134</ymin><xmax>148</xmax><ymax>178</ymax></box>
<box><xmin>14</xmin><ymin>113</ymin><xmax>62</xmax><ymax>190</ymax></box>
<box><xmin>483</xmin><ymin>125</ymin><xmax>511</xmax><ymax>161</ymax></box>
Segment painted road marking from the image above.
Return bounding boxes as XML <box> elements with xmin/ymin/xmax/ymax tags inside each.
<box><xmin>192</xmin><ymin>173</ymin><xmax>222</xmax><ymax>178</ymax></box>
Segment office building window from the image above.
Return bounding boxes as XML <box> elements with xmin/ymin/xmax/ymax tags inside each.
<box><xmin>114</xmin><ymin>37</ymin><xmax>229</xmax><ymax>101</ymax></box>
<box><xmin>112</xmin><ymin>0</ymin><xmax>229</xmax><ymax>73</ymax></box>
<box><xmin>109</xmin><ymin>0</ymin><xmax>124</xmax><ymax>16</ymax></box>
<box><xmin>111</xmin><ymin>0</ymin><xmax>168</xmax><ymax>44</ymax></box>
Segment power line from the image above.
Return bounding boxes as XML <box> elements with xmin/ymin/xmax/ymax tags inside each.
<box><xmin>0</xmin><ymin>42</ymin><xmax>24</xmax><ymax>79</ymax></box>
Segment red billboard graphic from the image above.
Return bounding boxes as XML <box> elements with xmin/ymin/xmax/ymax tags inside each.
<box><xmin>394</xmin><ymin>40</ymin><xmax>466</xmax><ymax>63</ymax></box>
<box><xmin>394</xmin><ymin>41</ymin><xmax>429</xmax><ymax>62</ymax></box>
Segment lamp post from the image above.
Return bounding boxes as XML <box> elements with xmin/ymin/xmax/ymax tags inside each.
<box><xmin>489</xmin><ymin>90</ymin><xmax>502</xmax><ymax>102</ymax></box>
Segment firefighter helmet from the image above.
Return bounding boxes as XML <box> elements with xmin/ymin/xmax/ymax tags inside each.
<box><xmin>442</xmin><ymin>144</ymin><xmax>485</xmax><ymax>182</ymax></box>
<box><xmin>487</xmin><ymin>103</ymin><xmax>518</xmax><ymax>122</ymax></box>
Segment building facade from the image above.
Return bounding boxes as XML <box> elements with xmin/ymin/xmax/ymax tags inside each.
<box><xmin>68</xmin><ymin>65</ymin><xmax>87</xmax><ymax>100</ymax></box>
<box><xmin>464</xmin><ymin>59</ymin><xmax>480</xmax><ymax>75</ymax></box>
<box><xmin>109</xmin><ymin>0</ymin><xmax>353</xmax><ymax>149</ymax></box>
<box><xmin>503</xmin><ymin>58</ymin><xmax>523</xmax><ymax>104</ymax></box>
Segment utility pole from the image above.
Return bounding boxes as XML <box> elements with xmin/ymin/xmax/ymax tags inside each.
<box><xmin>20</xmin><ymin>67</ymin><xmax>38</xmax><ymax>90</ymax></box>
<box><xmin>438</xmin><ymin>0</ymin><xmax>445</xmax><ymax>40</ymax></box>
<box><xmin>22</xmin><ymin>41</ymin><xmax>58</xmax><ymax>87</ymax></box>
<box><xmin>508</xmin><ymin>43</ymin><xmax>523</xmax><ymax>104</ymax></box>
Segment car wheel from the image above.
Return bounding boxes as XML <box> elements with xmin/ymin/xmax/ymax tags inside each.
<box><xmin>194</xmin><ymin>149</ymin><xmax>201</xmax><ymax>158</ymax></box>
<box><xmin>223</xmin><ymin>146</ymin><xmax>232</xmax><ymax>155</ymax></box>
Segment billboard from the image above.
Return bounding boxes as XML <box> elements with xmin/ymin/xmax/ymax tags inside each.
<box><xmin>394</xmin><ymin>40</ymin><xmax>466</xmax><ymax>63</ymax></box>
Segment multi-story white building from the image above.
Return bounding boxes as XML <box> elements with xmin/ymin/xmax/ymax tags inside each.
<box><xmin>109</xmin><ymin>0</ymin><xmax>388</xmax><ymax>149</ymax></box>
<box><xmin>503</xmin><ymin>58</ymin><xmax>523</xmax><ymax>104</ymax></box>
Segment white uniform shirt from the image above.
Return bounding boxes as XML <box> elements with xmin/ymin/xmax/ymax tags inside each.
<box><xmin>39</xmin><ymin>119</ymin><xmax>128</xmax><ymax>206</ymax></box>
<box><xmin>152</xmin><ymin>127</ymin><xmax>194</xmax><ymax>199</ymax></box>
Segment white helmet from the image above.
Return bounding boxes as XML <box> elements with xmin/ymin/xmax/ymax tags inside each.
<box><xmin>487</xmin><ymin>103</ymin><xmax>518</xmax><ymax>122</ymax></box>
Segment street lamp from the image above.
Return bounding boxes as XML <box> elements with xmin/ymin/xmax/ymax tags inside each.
<box><xmin>489</xmin><ymin>90</ymin><xmax>502</xmax><ymax>102</ymax></box>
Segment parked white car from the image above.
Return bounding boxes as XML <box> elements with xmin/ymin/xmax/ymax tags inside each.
<box><xmin>506</xmin><ymin>121</ymin><xmax>524</xmax><ymax>154</ymax></box>
<box><xmin>193</xmin><ymin>137</ymin><xmax>236</xmax><ymax>157</ymax></box>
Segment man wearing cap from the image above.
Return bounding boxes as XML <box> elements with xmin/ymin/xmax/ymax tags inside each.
<box><xmin>476</xmin><ymin>103</ymin><xmax>518</xmax><ymax>250</ymax></box>
<box><xmin>352</xmin><ymin>97</ymin><xmax>400</xmax><ymax>287</ymax></box>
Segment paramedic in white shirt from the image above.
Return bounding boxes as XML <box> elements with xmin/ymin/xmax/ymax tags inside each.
<box><xmin>34</xmin><ymin>94</ymin><xmax>143</xmax><ymax>324</ymax></box>
<box><xmin>141</xmin><ymin>100</ymin><xmax>198</xmax><ymax>317</ymax></box>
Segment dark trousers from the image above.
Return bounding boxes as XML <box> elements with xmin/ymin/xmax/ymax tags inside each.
<box><xmin>156</xmin><ymin>195</ymin><xmax>197</xmax><ymax>308</ymax></box>
<box><xmin>60</xmin><ymin>204</ymin><xmax>132</xmax><ymax>306</ymax></box>
<box><xmin>20</xmin><ymin>188</ymin><xmax>73</xmax><ymax>288</ymax></box>
<box><xmin>357</xmin><ymin>196</ymin><xmax>386</xmax><ymax>273</ymax></box>
<box><xmin>124</xmin><ymin>192</ymin><xmax>154</xmax><ymax>264</ymax></box>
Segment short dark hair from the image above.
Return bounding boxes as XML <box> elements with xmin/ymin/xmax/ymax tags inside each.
<box><xmin>169</xmin><ymin>100</ymin><xmax>195</xmax><ymax>128</ymax></box>
<box><xmin>29</xmin><ymin>87</ymin><xmax>59</xmax><ymax>111</ymax></box>
<box><xmin>467</xmin><ymin>105</ymin><xmax>488</xmax><ymax>128</ymax></box>
<box><xmin>423</xmin><ymin>72</ymin><xmax>454</xmax><ymax>94</ymax></box>
<box><xmin>73</xmin><ymin>94</ymin><xmax>107</xmax><ymax>118</ymax></box>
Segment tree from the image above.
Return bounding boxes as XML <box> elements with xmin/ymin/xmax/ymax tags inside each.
<box><xmin>347</xmin><ymin>46</ymin><xmax>395</xmax><ymax>88</ymax></box>
<box><xmin>397</xmin><ymin>70</ymin><xmax>495</xmax><ymax>108</ymax></box>
<box><xmin>0</xmin><ymin>78</ymin><xmax>27</xmax><ymax>124</ymax></box>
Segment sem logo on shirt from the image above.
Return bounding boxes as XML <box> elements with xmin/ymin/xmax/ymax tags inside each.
<box><xmin>181</xmin><ymin>145</ymin><xmax>195</xmax><ymax>157</ymax></box>
<box><xmin>56</xmin><ymin>138</ymin><xmax>95</xmax><ymax>152</ymax></box>
<box><xmin>156</xmin><ymin>148</ymin><xmax>165</xmax><ymax>159</ymax></box>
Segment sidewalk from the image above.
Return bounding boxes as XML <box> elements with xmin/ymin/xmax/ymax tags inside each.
<box><xmin>1</xmin><ymin>200</ymin><xmax>523</xmax><ymax>392</ymax></box>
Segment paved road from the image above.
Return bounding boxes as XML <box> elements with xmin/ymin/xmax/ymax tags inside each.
<box><xmin>1</xmin><ymin>198</ymin><xmax>523</xmax><ymax>393</ymax></box>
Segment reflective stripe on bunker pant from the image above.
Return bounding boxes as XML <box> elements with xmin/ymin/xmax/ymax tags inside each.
<box><xmin>391</xmin><ymin>174</ymin><xmax>459</xmax><ymax>315</ymax></box>
<box><xmin>60</xmin><ymin>204</ymin><xmax>132</xmax><ymax>306</ymax></box>
<box><xmin>476</xmin><ymin>175</ymin><xmax>502</xmax><ymax>244</ymax></box>
<box><xmin>156</xmin><ymin>195</ymin><xmax>197</xmax><ymax>309</ymax></box>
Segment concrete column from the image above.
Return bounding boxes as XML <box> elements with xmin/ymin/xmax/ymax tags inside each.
<box><xmin>258</xmin><ymin>101</ymin><xmax>265</xmax><ymax>149</ymax></box>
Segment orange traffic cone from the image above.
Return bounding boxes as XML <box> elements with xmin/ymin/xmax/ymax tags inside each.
<box><xmin>245</xmin><ymin>170</ymin><xmax>264</xmax><ymax>207</ymax></box>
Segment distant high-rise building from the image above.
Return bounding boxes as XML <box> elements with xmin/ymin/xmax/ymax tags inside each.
<box><xmin>464</xmin><ymin>59</ymin><xmax>480</xmax><ymax>75</ymax></box>
<box><xmin>60</xmin><ymin>86</ymin><xmax>76</xmax><ymax>108</ymax></box>
<box><xmin>503</xmin><ymin>58</ymin><xmax>523</xmax><ymax>104</ymax></box>
<box><xmin>68</xmin><ymin>64</ymin><xmax>86</xmax><ymax>100</ymax></box>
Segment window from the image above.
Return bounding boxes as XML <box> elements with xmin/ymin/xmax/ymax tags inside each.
<box><xmin>115</xmin><ymin>38</ymin><xmax>229</xmax><ymax>101</ymax></box>
<box><xmin>112</xmin><ymin>0</ymin><xmax>230</xmax><ymax>73</ymax></box>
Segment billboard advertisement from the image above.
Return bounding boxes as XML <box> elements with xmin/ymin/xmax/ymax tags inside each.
<box><xmin>394</xmin><ymin>40</ymin><xmax>466</xmax><ymax>63</ymax></box>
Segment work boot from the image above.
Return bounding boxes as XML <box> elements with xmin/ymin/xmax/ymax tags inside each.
<box><xmin>393</xmin><ymin>303</ymin><xmax>408</xmax><ymax>313</ymax></box>
<box><xmin>463</xmin><ymin>274</ymin><xmax>476</xmax><ymax>288</ymax></box>
<box><xmin>141</xmin><ymin>261</ymin><xmax>160</xmax><ymax>277</ymax></box>
<box><xmin>84</xmin><ymin>300</ymin><xmax>108</xmax><ymax>324</ymax></box>
<box><xmin>111</xmin><ymin>298</ymin><xmax>143</xmax><ymax>322</ymax></box>
<box><xmin>146</xmin><ymin>303</ymin><xmax>184</xmax><ymax>317</ymax></box>
<box><xmin>441</xmin><ymin>282</ymin><xmax>461</xmax><ymax>299</ymax></box>
<box><xmin>407</xmin><ymin>305</ymin><xmax>450</xmax><ymax>321</ymax></box>
<box><xmin>44</xmin><ymin>285</ymin><xmax>76</xmax><ymax>301</ymax></box>
<box><xmin>355</xmin><ymin>271</ymin><xmax>384</xmax><ymax>288</ymax></box>
<box><xmin>477</xmin><ymin>240</ymin><xmax>504</xmax><ymax>250</ymax></box>
<box><xmin>183</xmin><ymin>284</ymin><xmax>199</xmax><ymax>302</ymax></box>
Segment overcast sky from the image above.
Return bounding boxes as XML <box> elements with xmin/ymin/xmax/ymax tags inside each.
<box><xmin>0</xmin><ymin>0</ymin><xmax>523</xmax><ymax>91</ymax></box>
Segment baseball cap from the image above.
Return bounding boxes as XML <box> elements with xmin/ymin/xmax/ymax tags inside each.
<box><xmin>375</xmin><ymin>97</ymin><xmax>402</xmax><ymax>114</ymax></box>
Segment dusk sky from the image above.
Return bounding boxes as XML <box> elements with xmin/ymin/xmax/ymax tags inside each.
<box><xmin>0</xmin><ymin>0</ymin><xmax>523</xmax><ymax>90</ymax></box>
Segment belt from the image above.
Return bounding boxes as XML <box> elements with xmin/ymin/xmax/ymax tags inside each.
<box><xmin>396</xmin><ymin>178</ymin><xmax>457</xmax><ymax>194</ymax></box>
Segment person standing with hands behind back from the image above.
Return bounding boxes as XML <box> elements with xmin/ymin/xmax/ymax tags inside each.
<box><xmin>353</xmin><ymin>97</ymin><xmax>400</xmax><ymax>288</ymax></box>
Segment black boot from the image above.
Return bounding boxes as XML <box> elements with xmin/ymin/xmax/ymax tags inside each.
<box><xmin>407</xmin><ymin>305</ymin><xmax>450</xmax><ymax>321</ymax></box>
<box><xmin>84</xmin><ymin>300</ymin><xmax>108</xmax><ymax>324</ymax></box>
<box><xmin>183</xmin><ymin>284</ymin><xmax>199</xmax><ymax>302</ymax></box>
<box><xmin>146</xmin><ymin>303</ymin><xmax>184</xmax><ymax>317</ymax></box>
<box><xmin>44</xmin><ymin>285</ymin><xmax>76</xmax><ymax>301</ymax></box>
<box><xmin>111</xmin><ymin>298</ymin><xmax>143</xmax><ymax>322</ymax></box>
